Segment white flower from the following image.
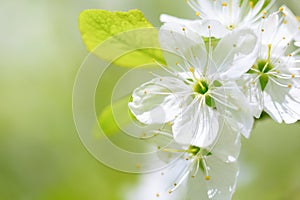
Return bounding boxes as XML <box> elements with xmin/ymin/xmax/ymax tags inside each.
<box><xmin>128</xmin><ymin>24</ymin><xmax>257</xmax><ymax>147</ymax></box>
<box><xmin>125</xmin><ymin>123</ymin><xmax>241</xmax><ymax>200</ymax></box>
<box><xmin>240</xmin><ymin>7</ymin><xmax>300</xmax><ymax>123</ymax></box>
<box><xmin>160</xmin><ymin>0</ymin><xmax>275</xmax><ymax>38</ymax></box>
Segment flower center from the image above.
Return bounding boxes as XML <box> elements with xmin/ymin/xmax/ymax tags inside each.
<box><xmin>193</xmin><ymin>80</ymin><xmax>209</xmax><ymax>95</ymax></box>
<box><xmin>247</xmin><ymin>44</ymin><xmax>274</xmax><ymax>91</ymax></box>
<box><xmin>256</xmin><ymin>59</ymin><xmax>273</xmax><ymax>73</ymax></box>
<box><xmin>188</xmin><ymin>145</ymin><xmax>212</xmax><ymax>157</ymax></box>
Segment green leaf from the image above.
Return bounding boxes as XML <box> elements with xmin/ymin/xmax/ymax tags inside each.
<box><xmin>79</xmin><ymin>9</ymin><xmax>166</xmax><ymax>67</ymax></box>
<box><xmin>98</xmin><ymin>96</ymin><xmax>132</xmax><ymax>136</ymax></box>
<box><xmin>259</xmin><ymin>74</ymin><xmax>269</xmax><ymax>91</ymax></box>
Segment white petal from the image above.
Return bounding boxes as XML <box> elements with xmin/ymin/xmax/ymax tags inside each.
<box><xmin>212</xmin><ymin>82</ymin><xmax>254</xmax><ymax>138</ymax></box>
<box><xmin>125</xmin><ymin>157</ymin><xmax>189</xmax><ymax>200</ymax></box>
<box><xmin>212</xmin><ymin>29</ymin><xmax>258</xmax><ymax>80</ymax></box>
<box><xmin>172</xmin><ymin>100</ymin><xmax>219</xmax><ymax>148</ymax></box>
<box><xmin>129</xmin><ymin>77</ymin><xmax>192</xmax><ymax>124</ymax></box>
<box><xmin>209</xmin><ymin>123</ymin><xmax>241</xmax><ymax>163</ymax></box>
<box><xmin>159</xmin><ymin>23</ymin><xmax>208</xmax><ymax>73</ymax></box>
<box><xmin>264</xmin><ymin>80</ymin><xmax>300</xmax><ymax>124</ymax></box>
<box><xmin>236</xmin><ymin>74</ymin><xmax>264</xmax><ymax>118</ymax></box>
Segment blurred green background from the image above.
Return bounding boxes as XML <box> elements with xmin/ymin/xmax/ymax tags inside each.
<box><xmin>1</xmin><ymin>0</ymin><xmax>300</xmax><ymax>199</ymax></box>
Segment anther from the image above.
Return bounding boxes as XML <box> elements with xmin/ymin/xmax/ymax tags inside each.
<box><xmin>182</xmin><ymin>27</ymin><xmax>186</xmax><ymax>31</ymax></box>
<box><xmin>205</xmin><ymin>175</ymin><xmax>211</xmax><ymax>181</ymax></box>
<box><xmin>196</xmin><ymin>12</ymin><xmax>200</xmax><ymax>17</ymax></box>
<box><xmin>249</xmin><ymin>1</ymin><xmax>254</xmax><ymax>9</ymax></box>
<box><xmin>261</xmin><ymin>28</ymin><xmax>265</xmax><ymax>32</ymax></box>
<box><xmin>288</xmin><ymin>84</ymin><xmax>292</xmax><ymax>88</ymax></box>
<box><xmin>208</xmin><ymin>25</ymin><xmax>211</xmax><ymax>29</ymax></box>
<box><xmin>156</xmin><ymin>193</ymin><xmax>160</xmax><ymax>197</ymax></box>
<box><xmin>189</xmin><ymin>67</ymin><xmax>195</xmax><ymax>73</ymax></box>
<box><xmin>136</xmin><ymin>163</ymin><xmax>141</xmax><ymax>169</ymax></box>
<box><xmin>279</xmin><ymin>7</ymin><xmax>284</xmax><ymax>12</ymax></box>
<box><xmin>222</xmin><ymin>2</ymin><xmax>227</xmax><ymax>7</ymax></box>
<box><xmin>292</xmin><ymin>74</ymin><xmax>295</xmax><ymax>78</ymax></box>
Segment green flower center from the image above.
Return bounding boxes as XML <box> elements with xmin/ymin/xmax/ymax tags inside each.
<box><xmin>193</xmin><ymin>80</ymin><xmax>209</xmax><ymax>95</ymax></box>
<box><xmin>187</xmin><ymin>145</ymin><xmax>212</xmax><ymax>156</ymax></box>
<box><xmin>256</xmin><ymin>59</ymin><xmax>273</xmax><ymax>73</ymax></box>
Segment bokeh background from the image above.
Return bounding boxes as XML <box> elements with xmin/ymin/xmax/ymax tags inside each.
<box><xmin>1</xmin><ymin>0</ymin><xmax>300</xmax><ymax>199</ymax></box>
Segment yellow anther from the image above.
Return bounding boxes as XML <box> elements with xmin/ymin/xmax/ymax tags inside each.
<box><xmin>205</xmin><ymin>176</ymin><xmax>211</xmax><ymax>181</ymax></box>
<box><xmin>144</xmin><ymin>90</ymin><xmax>147</xmax><ymax>94</ymax></box>
<box><xmin>283</xmin><ymin>19</ymin><xmax>288</xmax><ymax>24</ymax></box>
<box><xmin>189</xmin><ymin>67</ymin><xmax>195</xmax><ymax>73</ymax></box>
<box><xmin>175</xmin><ymin>61</ymin><xmax>179</xmax><ymax>65</ymax></box>
<box><xmin>208</xmin><ymin>25</ymin><xmax>211</xmax><ymax>29</ymax></box>
<box><xmin>156</xmin><ymin>193</ymin><xmax>160</xmax><ymax>197</ymax></box>
<box><xmin>196</xmin><ymin>12</ymin><xmax>200</xmax><ymax>17</ymax></box>
<box><xmin>263</xmin><ymin>10</ymin><xmax>267</xmax><ymax>15</ymax></box>
<box><xmin>288</xmin><ymin>54</ymin><xmax>292</xmax><ymax>57</ymax></box>
<box><xmin>296</xmin><ymin>16</ymin><xmax>300</xmax><ymax>21</ymax></box>
<box><xmin>261</xmin><ymin>28</ymin><xmax>265</xmax><ymax>32</ymax></box>
<box><xmin>136</xmin><ymin>163</ymin><xmax>141</xmax><ymax>169</ymax></box>
<box><xmin>282</xmin><ymin>36</ymin><xmax>286</xmax><ymax>40</ymax></box>
<box><xmin>222</xmin><ymin>2</ymin><xmax>228</xmax><ymax>6</ymax></box>
<box><xmin>228</xmin><ymin>24</ymin><xmax>235</xmax><ymax>30</ymax></box>
<box><xmin>279</xmin><ymin>7</ymin><xmax>284</xmax><ymax>12</ymax></box>
<box><xmin>249</xmin><ymin>1</ymin><xmax>254</xmax><ymax>9</ymax></box>
<box><xmin>298</xmin><ymin>26</ymin><xmax>300</xmax><ymax>30</ymax></box>
<box><xmin>288</xmin><ymin>84</ymin><xmax>292</xmax><ymax>88</ymax></box>
<box><xmin>292</xmin><ymin>74</ymin><xmax>295</xmax><ymax>78</ymax></box>
<box><xmin>182</xmin><ymin>27</ymin><xmax>186</xmax><ymax>31</ymax></box>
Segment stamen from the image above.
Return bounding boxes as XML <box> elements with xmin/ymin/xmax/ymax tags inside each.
<box><xmin>189</xmin><ymin>67</ymin><xmax>200</xmax><ymax>81</ymax></box>
<box><xmin>196</xmin><ymin>12</ymin><xmax>200</xmax><ymax>17</ymax></box>
<box><xmin>267</xmin><ymin>44</ymin><xmax>272</xmax><ymax>62</ymax></box>
<box><xmin>249</xmin><ymin>1</ymin><xmax>254</xmax><ymax>9</ymax></box>
<box><xmin>279</xmin><ymin>7</ymin><xmax>284</xmax><ymax>12</ymax></box>
<box><xmin>222</xmin><ymin>2</ymin><xmax>227</xmax><ymax>7</ymax></box>
<box><xmin>201</xmin><ymin>157</ymin><xmax>211</xmax><ymax>181</ymax></box>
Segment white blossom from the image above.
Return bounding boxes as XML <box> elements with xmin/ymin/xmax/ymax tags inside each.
<box><xmin>240</xmin><ymin>6</ymin><xmax>300</xmax><ymax>123</ymax></box>
<box><xmin>125</xmin><ymin>123</ymin><xmax>240</xmax><ymax>200</ymax></box>
<box><xmin>129</xmin><ymin>24</ymin><xmax>257</xmax><ymax>147</ymax></box>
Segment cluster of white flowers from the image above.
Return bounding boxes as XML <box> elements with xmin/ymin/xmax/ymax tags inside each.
<box><xmin>128</xmin><ymin>1</ymin><xmax>300</xmax><ymax>199</ymax></box>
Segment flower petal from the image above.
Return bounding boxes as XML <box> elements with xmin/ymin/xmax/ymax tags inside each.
<box><xmin>212</xmin><ymin>29</ymin><xmax>258</xmax><ymax>80</ymax></box>
<box><xmin>172</xmin><ymin>99</ymin><xmax>219</xmax><ymax>148</ymax></box>
<box><xmin>129</xmin><ymin>77</ymin><xmax>192</xmax><ymax>124</ymax></box>
<box><xmin>212</xmin><ymin>82</ymin><xmax>254</xmax><ymax>138</ymax></box>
